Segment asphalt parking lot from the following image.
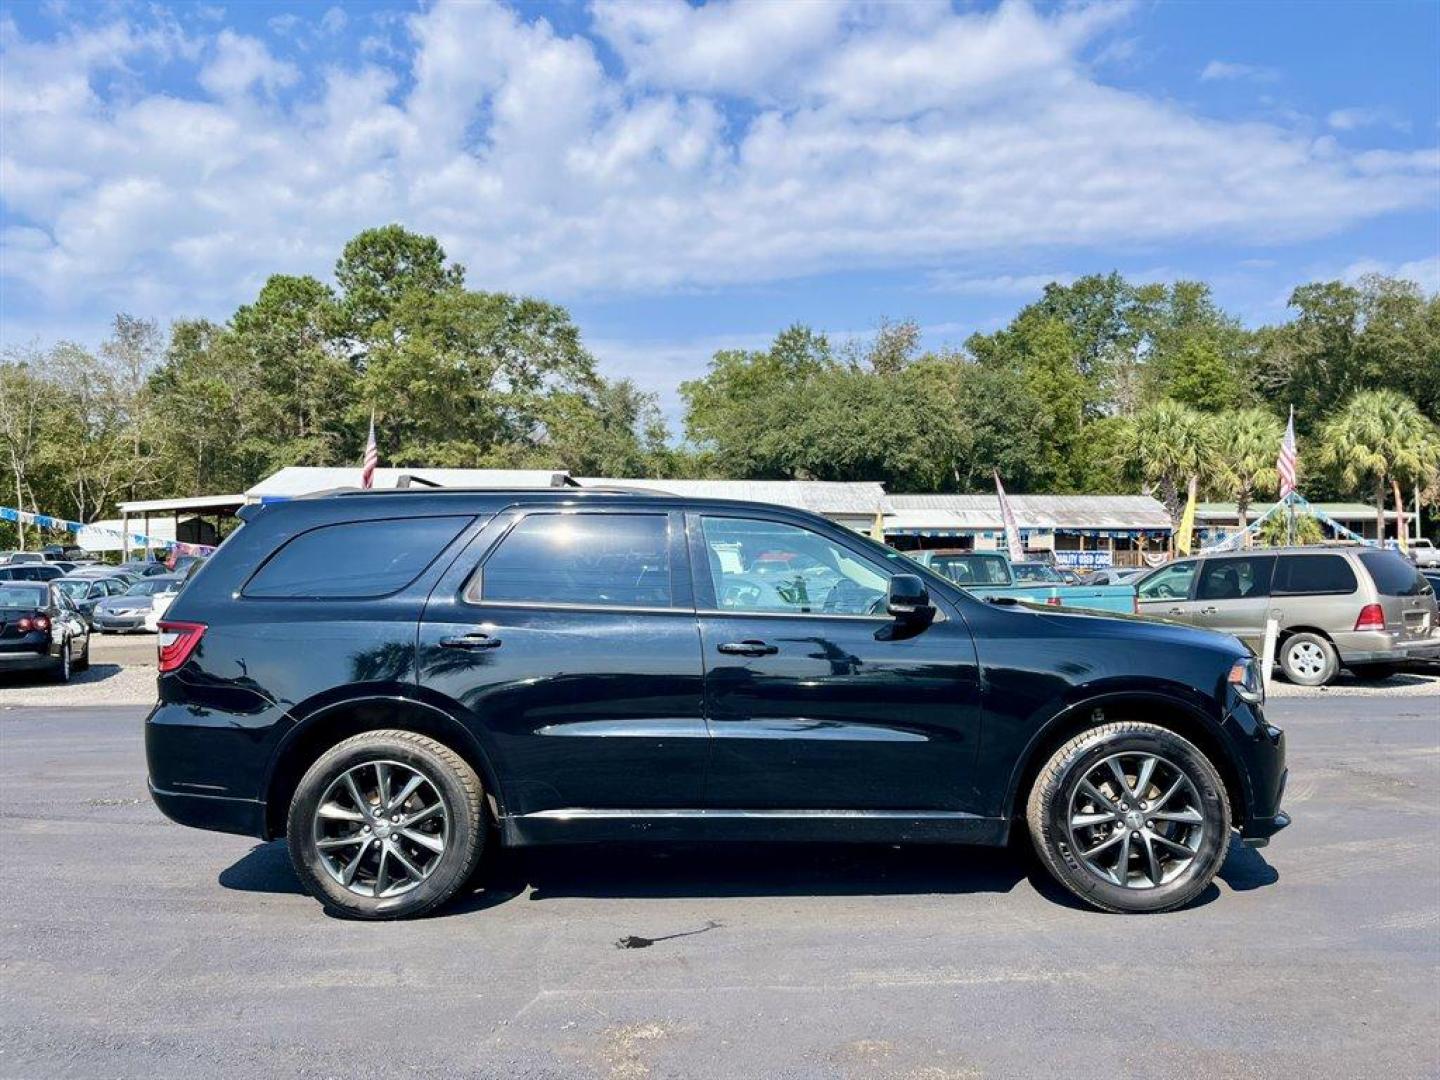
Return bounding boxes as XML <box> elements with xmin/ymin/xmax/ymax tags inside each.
<box><xmin>1</xmin><ymin>687</ymin><xmax>1437</xmax><ymax>1080</ymax></box>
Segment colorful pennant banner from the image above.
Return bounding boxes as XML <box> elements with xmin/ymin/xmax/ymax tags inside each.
<box><xmin>0</xmin><ymin>505</ymin><xmax>216</xmax><ymax>556</ymax></box>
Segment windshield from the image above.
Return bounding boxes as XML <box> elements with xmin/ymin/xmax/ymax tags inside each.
<box><xmin>125</xmin><ymin>578</ymin><xmax>179</xmax><ymax>597</ymax></box>
<box><xmin>1358</xmin><ymin>551</ymin><xmax>1427</xmax><ymax>596</ymax></box>
<box><xmin>1012</xmin><ymin>563</ymin><xmax>1063</xmax><ymax>583</ymax></box>
<box><xmin>0</xmin><ymin>584</ymin><xmax>47</xmax><ymax>609</ymax></box>
<box><xmin>56</xmin><ymin>580</ymin><xmax>92</xmax><ymax>600</ymax></box>
<box><xmin>927</xmin><ymin>554</ymin><xmax>1012</xmax><ymax>586</ymax></box>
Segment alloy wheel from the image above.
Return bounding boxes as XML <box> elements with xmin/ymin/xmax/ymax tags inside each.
<box><xmin>1066</xmin><ymin>752</ymin><xmax>1205</xmax><ymax>889</ymax></box>
<box><xmin>311</xmin><ymin>760</ymin><xmax>450</xmax><ymax>898</ymax></box>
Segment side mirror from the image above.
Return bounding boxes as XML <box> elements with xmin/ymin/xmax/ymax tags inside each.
<box><xmin>886</xmin><ymin>574</ymin><xmax>933</xmax><ymax>620</ymax></box>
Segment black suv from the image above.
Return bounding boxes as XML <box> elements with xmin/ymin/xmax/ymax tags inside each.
<box><xmin>146</xmin><ymin>488</ymin><xmax>1288</xmax><ymax>918</ymax></box>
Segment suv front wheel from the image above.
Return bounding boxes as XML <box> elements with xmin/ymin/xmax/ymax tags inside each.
<box><xmin>287</xmin><ymin>730</ymin><xmax>485</xmax><ymax>919</ymax></box>
<box><xmin>1026</xmin><ymin>722</ymin><xmax>1232</xmax><ymax>914</ymax></box>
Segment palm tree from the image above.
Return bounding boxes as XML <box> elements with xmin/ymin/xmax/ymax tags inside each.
<box><xmin>1215</xmin><ymin>408</ymin><xmax>1283</xmax><ymax>538</ymax></box>
<box><xmin>1123</xmin><ymin>399</ymin><xmax>1218</xmax><ymax>532</ymax></box>
<box><xmin>1319</xmin><ymin>390</ymin><xmax>1440</xmax><ymax>542</ymax></box>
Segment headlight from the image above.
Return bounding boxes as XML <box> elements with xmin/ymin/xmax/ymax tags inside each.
<box><xmin>1228</xmin><ymin>657</ymin><xmax>1265</xmax><ymax>704</ymax></box>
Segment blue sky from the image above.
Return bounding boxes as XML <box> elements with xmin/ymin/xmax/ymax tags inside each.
<box><xmin>2</xmin><ymin>0</ymin><xmax>1437</xmax><ymax>427</ymax></box>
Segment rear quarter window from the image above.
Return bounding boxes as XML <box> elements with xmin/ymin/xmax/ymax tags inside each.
<box><xmin>1273</xmin><ymin>554</ymin><xmax>1358</xmax><ymax>596</ymax></box>
<box><xmin>1358</xmin><ymin>551</ymin><xmax>1426</xmax><ymax>596</ymax></box>
<box><xmin>244</xmin><ymin>517</ymin><xmax>469</xmax><ymax>599</ymax></box>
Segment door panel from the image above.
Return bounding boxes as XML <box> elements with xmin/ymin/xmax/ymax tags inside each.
<box><xmin>417</xmin><ymin>509</ymin><xmax>709</xmax><ymax>814</ymax></box>
<box><xmin>1190</xmin><ymin>555</ymin><xmax>1276</xmax><ymax>648</ymax></box>
<box><xmin>1136</xmin><ymin>559</ymin><xmax>1199</xmax><ymax>622</ymax></box>
<box><xmin>690</xmin><ymin>513</ymin><xmax>982</xmax><ymax>812</ymax></box>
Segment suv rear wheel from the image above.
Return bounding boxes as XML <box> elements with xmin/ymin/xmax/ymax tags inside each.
<box><xmin>1279</xmin><ymin>632</ymin><xmax>1338</xmax><ymax>687</ymax></box>
<box><xmin>287</xmin><ymin>730</ymin><xmax>484</xmax><ymax>920</ymax></box>
<box><xmin>1026</xmin><ymin>722</ymin><xmax>1231</xmax><ymax>914</ymax></box>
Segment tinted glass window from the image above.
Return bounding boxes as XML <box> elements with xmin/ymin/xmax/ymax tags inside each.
<box><xmin>1358</xmin><ymin>551</ymin><xmax>1426</xmax><ymax>596</ymax></box>
<box><xmin>1274</xmin><ymin>555</ymin><xmax>1357</xmax><ymax>595</ymax></box>
<box><xmin>245</xmin><ymin>517</ymin><xmax>467</xmax><ymax>599</ymax></box>
<box><xmin>478</xmin><ymin>514</ymin><xmax>672</xmax><ymax>608</ymax></box>
<box><xmin>1012</xmin><ymin>563</ymin><xmax>1063</xmax><ymax>583</ymax></box>
<box><xmin>700</xmin><ymin>517</ymin><xmax>889</xmax><ymax>615</ymax></box>
<box><xmin>1197</xmin><ymin>556</ymin><xmax>1275</xmax><ymax>601</ymax></box>
<box><xmin>1138</xmin><ymin>561</ymin><xmax>1196</xmax><ymax>601</ymax></box>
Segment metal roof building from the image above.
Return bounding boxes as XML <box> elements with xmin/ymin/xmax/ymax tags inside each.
<box><xmin>886</xmin><ymin>494</ymin><xmax>1171</xmax><ymax>536</ymax></box>
<box><xmin>579</xmin><ymin>478</ymin><xmax>888</xmax><ymax>529</ymax></box>
<box><xmin>245</xmin><ymin>467</ymin><xmax>576</xmax><ymax>501</ymax></box>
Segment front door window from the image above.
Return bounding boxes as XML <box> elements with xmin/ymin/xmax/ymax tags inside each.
<box><xmin>698</xmin><ymin>517</ymin><xmax>889</xmax><ymax>616</ymax></box>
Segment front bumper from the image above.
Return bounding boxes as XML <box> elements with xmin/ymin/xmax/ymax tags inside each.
<box><xmin>1222</xmin><ymin>700</ymin><xmax>1289</xmax><ymax>845</ymax></box>
<box><xmin>94</xmin><ymin>612</ymin><xmax>148</xmax><ymax>631</ymax></box>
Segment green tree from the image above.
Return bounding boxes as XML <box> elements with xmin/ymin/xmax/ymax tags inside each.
<box><xmin>1214</xmin><ymin>408</ymin><xmax>1283</xmax><ymax>531</ymax></box>
<box><xmin>334</xmin><ymin>224</ymin><xmax>465</xmax><ymax>344</ymax></box>
<box><xmin>1121</xmin><ymin>399</ymin><xmax>1217</xmax><ymax>529</ymax></box>
<box><xmin>1319</xmin><ymin>390</ymin><xmax>1440</xmax><ymax>540</ymax></box>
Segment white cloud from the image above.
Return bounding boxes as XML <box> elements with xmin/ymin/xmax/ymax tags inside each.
<box><xmin>198</xmin><ymin>30</ymin><xmax>299</xmax><ymax>98</ymax></box>
<box><xmin>1341</xmin><ymin>256</ymin><xmax>1440</xmax><ymax>294</ymax></box>
<box><xmin>1200</xmin><ymin>60</ymin><xmax>1280</xmax><ymax>83</ymax></box>
<box><xmin>925</xmin><ymin>271</ymin><xmax>1076</xmax><ymax>296</ymax></box>
<box><xmin>0</xmin><ymin>0</ymin><xmax>1435</xmax><ymax>347</ymax></box>
<box><xmin>1327</xmin><ymin>106</ymin><xmax>1410</xmax><ymax>133</ymax></box>
<box><xmin>320</xmin><ymin>7</ymin><xmax>348</xmax><ymax>36</ymax></box>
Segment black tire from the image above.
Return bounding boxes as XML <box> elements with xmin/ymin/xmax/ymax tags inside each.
<box><xmin>1026</xmin><ymin>722</ymin><xmax>1232</xmax><ymax>914</ymax></box>
<box><xmin>286</xmin><ymin>730</ymin><xmax>484</xmax><ymax>920</ymax></box>
<box><xmin>1347</xmin><ymin>662</ymin><xmax>1399</xmax><ymax>681</ymax></box>
<box><xmin>1279</xmin><ymin>632</ymin><xmax>1339</xmax><ymax>686</ymax></box>
<box><xmin>51</xmin><ymin>640</ymin><xmax>72</xmax><ymax>684</ymax></box>
<box><xmin>75</xmin><ymin>636</ymin><xmax>90</xmax><ymax>673</ymax></box>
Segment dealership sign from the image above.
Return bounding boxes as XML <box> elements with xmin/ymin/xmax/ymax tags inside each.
<box><xmin>1054</xmin><ymin>550</ymin><xmax>1114</xmax><ymax>569</ymax></box>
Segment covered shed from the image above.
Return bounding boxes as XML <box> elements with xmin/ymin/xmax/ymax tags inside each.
<box><xmin>885</xmin><ymin>494</ymin><xmax>1172</xmax><ymax>567</ymax></box>
<box><xmin>578</xmin><ymin>478</ymin><xmax>889</xmax><ymax>532</ymax></box>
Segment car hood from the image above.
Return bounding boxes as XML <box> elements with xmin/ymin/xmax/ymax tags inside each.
<box><xmin>989</xmin><ymin>597</ymin><xmax>1252</xmax><ymax>658</ymax></box>
<box><xmin>96</xmin><ymin>596</ymin><xmax>153</xmax><ymax>613</ymax></box>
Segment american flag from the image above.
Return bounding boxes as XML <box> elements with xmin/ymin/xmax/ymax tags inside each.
<box><xmin>1277</xmin><ymin>406</ymin><xmax>1298</xmax><ymax>499</ymax></box>
<box><xmin>361</xmin><ymin>412</ymin><xmax>378</xmax><ymax>490</ymax></box>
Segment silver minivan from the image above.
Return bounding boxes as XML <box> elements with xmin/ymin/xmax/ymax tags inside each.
<box><xmin>1136</xmin><ymin>546</ymin><xmax>1440</xmax><ymax>685</ymax></box>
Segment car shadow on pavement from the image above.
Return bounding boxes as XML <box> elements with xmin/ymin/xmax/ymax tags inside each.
<box><xmin>0</xmin><ymin>662</ymin><xmax>124</xmax><ymax>688</ymax></box>
<box><xmin>218</xmin><ymin>832</ymin><xmax>1278</xmax><ymax>915</ymax></box>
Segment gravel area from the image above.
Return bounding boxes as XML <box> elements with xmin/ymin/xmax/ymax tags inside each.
<box><xmin>0</xmin><ymin>663</ymin><xmax>156</xmax><ymax>708</ymax></box>
<box><xmin>1269</xmin><ymin>670</ymin><xmax>1440</xmax><ymax>698</ymax></box>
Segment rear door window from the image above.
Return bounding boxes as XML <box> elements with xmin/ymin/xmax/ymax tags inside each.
<box><xmin>1358</xmin><ymin>551</ymin><xmax>1426</xmax><ymax>596</ymax></box>
<box><xmin>475</xmin><ymin>513</ymin><xmax>673</xmax><ymax>608</ymax></box>
<box><xmin>1273</xmin><ymin>555</ymin><xmax>1358</xmax><ymax>596</ymax></box>
<box><xmin>244</xmin><ymin>517</ymin><xmax>469</xmax><ymax>599</ymax></box>
<box><xmin>1196</xmin><ymin>556</ymin><xmax>1276</xmax><ymax>600</ymax></box>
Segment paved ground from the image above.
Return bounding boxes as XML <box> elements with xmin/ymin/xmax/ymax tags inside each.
<box><xmin>1</xmin><ymin>693</ymin><xmax>1437</xmax><ymax>1080</ymax></box>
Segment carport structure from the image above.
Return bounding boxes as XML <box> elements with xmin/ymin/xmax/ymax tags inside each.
<box><xmin>114</xmin><ymin>493</ymin><xmax>246</xmax><ymax>559</ymax></box>
<box><xmin>884</xmin><ymin>494</ymin><xmax>1173</xmax><ymax>567</ymax></box>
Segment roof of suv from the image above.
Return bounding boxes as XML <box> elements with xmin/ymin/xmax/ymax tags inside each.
<box><xmin>1195</xmin><ymin>545</ymin><xmax>1391</xmax><ymax>558</ymax></box>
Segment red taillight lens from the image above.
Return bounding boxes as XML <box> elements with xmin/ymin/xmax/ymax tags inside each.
<box><xmin>1046</xmin><ymin>595</ymin><xmax>1062</xmax><ymax>606</ymax></box>
<box><xmin>1354</xmin><ymin>603</ymin><xmax>1386</xmax><ymax>632</ymax></box>
<box><xmin>32</xmin><ymin>614</ymin><xmax>49</xmax><ymax>632</ymax></box>
<box><xmin>17</xmin><ymin>616</ymin><xmax>32</xmax><ymax>631</ymax></box>
<box><xmin>157</xmin><ymin>620</ymin><xmax>206</xmax><ymax>673</ymax></box>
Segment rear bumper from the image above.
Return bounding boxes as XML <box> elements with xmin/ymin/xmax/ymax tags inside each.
<box><xmin>148</xmin><ymin>780</ymin><xmax>265</xmax><ymax>837</ymax></box>
<box><xmin>1338</xmin><ymin>636</ymin><xmax>1440</xmax><ymax>664</ymax></box>
<box><xmin>0</xmin><ymin>650</ymin><xmax>56</xmax><ymax>672</ymax></box>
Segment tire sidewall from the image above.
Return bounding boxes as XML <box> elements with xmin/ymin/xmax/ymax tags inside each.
<box><xmin>1281</xmin><ymin>632</ymin><xmax>1337</xmax><ymax>687</ymax></box>
<box><xmin>287</xmin><ymin>736</ymin><xmax>481</xmax><ymax>919</ymax></box>
<box><xmin>54</xmin><ymin>640</ymin><xmax>71</xmax><ymax>683</ymax></box>
<box><xmin>1041</xmin><ymin>729</ymin><xmax>1230</xmax><ymax>914</ymax></box>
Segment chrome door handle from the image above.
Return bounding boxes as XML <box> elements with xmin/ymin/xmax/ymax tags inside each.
<box><xmin>1200</xmin><ymin>606</ymin><xmax>1218</xmax><ymax>615</ymax></box>
<box><xmin>1167</xmin><ymin>607</ymin><xmax>1185</xmax><ymax>616</ymax></box>
<box><xmin>439</xmin><ymin>632</ymin><xmax>502</xmax><ymax>650</ymax></box>
<box><xmin>717</xmin><ymin>640</ymin><xmax>778</xmax><ymax>656</ymax></box>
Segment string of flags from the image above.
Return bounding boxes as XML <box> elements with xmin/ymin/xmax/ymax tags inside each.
<box><xmin>0</xmin><ymin>505</ymin><xmax>217</xmax><ymax>556</ymax></box>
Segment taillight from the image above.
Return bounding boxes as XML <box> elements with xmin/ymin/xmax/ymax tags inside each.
<box><xmin>157</xmin><ymin>620</ymin><xmax>206</xmax><ymax>672</ymax></box>
<box><xmin>1354</xmin><ymin>604</ymin><xmax>1386</xmax><ymax>632</ymax></box>
<box><xmin>1046</xmin><ymin>595</ymin><xmax>1062</xmax><ymax>606</ymax></box>
<box><xmin>16</xmin><ymin>614</ymin><xmax>48</xmax><ymax>632</ymax></box>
